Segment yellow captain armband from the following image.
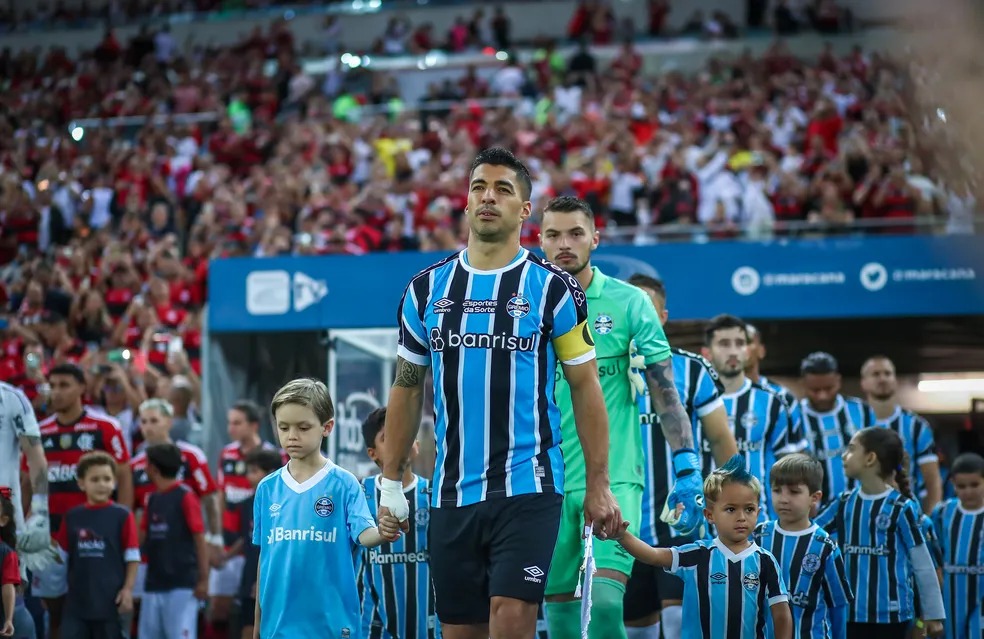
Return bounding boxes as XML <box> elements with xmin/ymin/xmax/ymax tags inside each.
<box><xmin>553</xmin><ymin>321</ymin><xmax>596</xmax><ymax>365</ymax></box>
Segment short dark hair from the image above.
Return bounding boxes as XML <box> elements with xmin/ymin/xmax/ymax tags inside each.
<box><xmin>951</xmin><ymin>452</ymin><xmax>984</xmax><ymax>477</ymax></box>
<box><xmin>146</xmin><ymin>443</ymin><xmax>183</xmax><ymax>479</ymax></box>
<box><xmin>470</xmin><ymin>147</ymin><xmax>532</xmax><ymax>200</ymax></box>
<box><xmin>801</xmin><ymin>352</ymin><xmax>839</xmax><ymax>376</ymax></box>
<box><xmin>542</xmin><ymin>196</ymin><xmax>594</xmax><ymax>225</ymax></box>
<box><xmin>704</xmin><ymin>314</ymin><xmax>748</xmax><ymax>346</ymax></box>
<box><xmin>628</xmin><ymin>273</ymin><xmax>666</xmax><ymax>301</ymax></box>
<box><xmin>77</xmin><ymin>451</ymin><xmax>117</xmax><ymax>479</ymax></box>
<box><xmin>48</xmin><ymin>363</ymin><xmax>86</xmax><ymax>385</ymax></box>
<box><xmin>770</xmin><ymin>453</ymin><xmax>824</xmax><ymax>494</ymax></box>
<box><xmin>245</xmin><ymin>448</ymin><xmax>284</xmax><ymax>475</ymax></box>
<box><xmin>362</xmin><ymin>407</ymin><xmax>386</xmax><ymax>451</ymax></box>
<box><xmin>231</xmin><ymin>399</ymin><xmax>263</xmax><ymax>425</ymax></box>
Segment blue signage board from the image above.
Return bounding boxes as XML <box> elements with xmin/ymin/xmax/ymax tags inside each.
<box><xmin>207</xmin><ymin>236</ymin><xmax>984</xmax><ymax>332</ymax></box>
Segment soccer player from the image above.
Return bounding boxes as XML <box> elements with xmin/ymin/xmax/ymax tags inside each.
<box><xmin>615</xmin><ymin>455</ymin><xmax>794</xmax><ymax>639</ymax></box>
<box><xmin>237</xmin><ymin>448</ymin><xmax>283</xmax><ymax>639</ymax></box>
<box><xmin>34</xmin><ymin>363</ymin><xmax>132</xmax><ymax>639</ymax></box>
<box><xmin>815</xmin><ymin>428</ymin><xmax>945</xmax><ymax>639</ymax></box>
<box><xmin>744</xmin><ymin>323</ymin><xmax>799</xmax><ymax>410</ymax></box>
<box><xmin>252</xmin><ymin>379</ymin><xmax>399</xmax><ymax>639</ymax></box>
<box><xmin>56</xmin><ymin>451</ymin><xmax>140</xmax><ymax>639</ymax></box>
<box><xmin>139</xmin><ymin>443</ymin><xmax>210</xmax><ymax>639</ymax></box>
<box><xmin>538</xmin><ymin>196</ymin><xmax>702</xmax><ymax>639</ymax></box>
<box><xmin>623</xmin><ymin>274</ymin><xmax>738</xmax><ymax>639</ymax></box>
<box><xmin>798</xmin><ymin>353</ymin><xmax>876</xmax><ymax>506</ymax></box>
<box><xmin>0</xmin><ymin>380</ymin><xmax>51</xmax><ymax>575</ymax></box>
<box><xmin>930</xmin><ymin>452</ymin><xmax>984</xmax><ymax>639</ymax></box>
<box><xmin>755</xmin><ymin>454</ymin><xmax>853</xmax><ymax>639</ymax></box>
<box><xmin>860</xmin><ymin>355</ymin><xmax>943</xmax><ymax>514</ymax></box>
<box><xmin>380</xmin><ymin>148</ymin><xmax>627</xmax><ymax>639</ymax></box>
<box><xmin>702</xmin><ymin>315</ymin><xmax>806</xmax><ymax>519</ymax></box>
<box><xmin>359</xmin><ymin>406</ymin><xmax>440</xmax><ymax>639</ymax></box>
<box><xmin>212</xmin><ymin>399</ymin><xmax>283</xmax><ymax>639</ymax></box>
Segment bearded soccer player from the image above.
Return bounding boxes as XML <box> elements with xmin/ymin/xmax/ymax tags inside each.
<box><xmin>623</xmin><ymin>275</ymin><xmax>738</xmax><ymax>639</ymax></box>
<box><xmin>702</xmin><ymin>315</ymin><xmax>806</xmax><ymax>520</ymax></box>
<box><xmin>798</xmin><ymin>352</ymin><xmax>876</xmax><ymax>506</ymax></box>
<box><xmin>538</xmin><ymin>196</ymin><xmax>701</xmax><ymax>639</ymax></box>
<box><xmin>379</xmin><ymin>149</ymin><xmax>623</xmax><ymax>639</ymax></box>
<box><xmin>860</xmin><ymin>355</ymin><xmax>942</xmax><ymax>513</ymax></box>
<box><xmin>34</xmin><ymin>363</ymin><xmax>132</xmax><ymax>639</ymax></box>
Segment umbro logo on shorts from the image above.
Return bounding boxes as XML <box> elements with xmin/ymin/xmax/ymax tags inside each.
<box><xmin>523</xmin><ymin>566</ymin><xmax>544</xmax><ymax>583</ymax></box>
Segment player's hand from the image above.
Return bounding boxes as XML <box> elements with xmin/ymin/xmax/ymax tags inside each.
<box><xmin>627</xmin><ymin>341</ymin><xmax>647</xmax><ymax>401</ymax></box>
<box><xmin>377</xmin><ymin>515</ymin><xmax>401</xmax><ymax>542</ymax></box>
<box><xmin>663</xmin><ymin>448</ymin><xmax>706</xmax><ymax>537</ymax></box>
<box><xmin>116</xmin><ymin>587</ymin><xmax>134</xmax><ymax>615</ymax></box>
<box><xmin>378</xmin><ymin>477</ymin><xmax>410</xmax><ymax>532</ymax></box>
<box><xmin>18</xmin><ymin>511</ymin><xmax>50</xmax><ymax>553</ymax></box>
<box><xmin>584</xmin><ymin>481</ymin><xmax>623</xmax><ymax>540</ymax></box>
<box><xmin>193</xmin><ymin>579</ymin><xmax>208</xmax><ymax>601</ymax></box>
<box><xmin>1</xmin><ymin>619</ymin><xmax>13</xmax><ymax>637</ymax></box>
<box><xmin>924</xmin><ymin>620</ymin><xmax>943</xmax><ymax>637</ymax></box>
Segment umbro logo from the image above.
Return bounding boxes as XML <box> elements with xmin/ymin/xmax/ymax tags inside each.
<box><xmin>710</xmin><ymin>572</ymin><xmax>727</xmax><ymax>585</ymax></box>
<box><xmin>269</xmin><ymin>503</ymin><xmax>282</xmax><ymax>517</ymax></box>
<box><xmin>433</xmin><ymin>298</ymin><xmax>454</xmax><ymax>313</ymax></box>
<box><xmin>523</xmin><ymin>566</ymin><xmax>544</xmax><ymax>583</ymax></box>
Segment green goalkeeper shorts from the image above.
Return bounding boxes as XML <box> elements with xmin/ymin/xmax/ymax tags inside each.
<box><xmin>544</xmin><ymin>483</ymin><xmax>643</xmax><ymax>595</ymax></box>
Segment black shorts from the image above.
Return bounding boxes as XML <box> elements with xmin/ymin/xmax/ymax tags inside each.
<box><xmin>623</xmin><ymin>537</ymin><xmax>688</xmax><ymax>621</ymax></box>
<box><xmin>239</xmin><ymin>597</ymin><xmax>256</xmax><ymax>627</ymax></box>
<box><xmin>429</xmin><ymin>492</ymin><xmax>562</xmax><ymax>625</ymax></box>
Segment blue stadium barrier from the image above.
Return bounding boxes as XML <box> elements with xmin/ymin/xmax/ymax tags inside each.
<box><xmin>207</xmin><ymin>235</ymin><xmax>984</xmax><ymax>332</ymax></box>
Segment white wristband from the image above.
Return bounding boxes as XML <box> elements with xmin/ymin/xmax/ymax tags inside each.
<box><xmin>378</xmin><ymin>477</ymin><xmax>410</xmax><ymax>522</ymax></box>
<box><xmin>31</xmin><ymin>494</ymin><xmax>49</xmax><ymax>516</ymax></box>
<box><xmin>205</xmin><ymin>533</ymin><xmax>224</xmax><ymax>546</ymax></box>
<box><xmin>379</xmin><ymin>477</ymin><xmax>405</xmax><ymax>494</ymax></box>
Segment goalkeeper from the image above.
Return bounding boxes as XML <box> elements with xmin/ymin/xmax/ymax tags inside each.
<box><xmin>539</xmin><ymin>198</ymin><xmax>701</xmax><ymax>639</ymax></box>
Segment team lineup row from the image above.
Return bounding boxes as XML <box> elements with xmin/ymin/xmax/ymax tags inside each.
<box><xmin>1</xmin><ymin>147</ymin><xmax>978</xmax><ymax>639</ymax></box>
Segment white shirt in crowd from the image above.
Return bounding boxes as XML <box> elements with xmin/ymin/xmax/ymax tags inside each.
<box><xmin>609</xmin><ymin>171</ymin><xmax>645</xmax><ymax>213</ymax></box>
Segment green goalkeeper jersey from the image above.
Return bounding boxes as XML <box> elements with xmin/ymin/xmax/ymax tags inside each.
<box><xmin>554</xmin><ymin>267</ymin><xmax>671</xmax><ymax>491</ymax></box>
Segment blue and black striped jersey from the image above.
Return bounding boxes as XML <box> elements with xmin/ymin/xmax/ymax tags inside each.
<box><xmin>639</xmin><ymin>348</ymin><xmax>724</xmax><ymax>544</ymax></box>
<box><xmin>799</xmin><ymin>396</ymin><xmax>876</xmax><ymax>505</ymax></box>
<box><xmin>396</xmin><ymin>249</ymin><xmax>593</xmax><ymax>508</ymax></box>
<box><xmin>931</xmin><ymin>499</ymin><xmax>984</xmax><ymax>639</ymax></box>
<box><xmin>670</xmin><ymin>538</ymin><xmax>789</xmax><ymax>639</ymax></box>
<box><xmin>359</xmin><ymin>475</ymin><xmax>440</xmax><ymax>639</ymax></box>
<box><xmin>754</xmin><ymin>521</ymin><xmax>853</xmax><ymax>639</ymax></box>
<box><xmin>876</xmin><ymin>406</ymin><xmax>938</xmax><ymax>500</ymax></box>
<box><xmin>816</xmin><ymin>487</ymin><xmax>925</xmax><ymax>624</ymax></box>
<box><xmin>712</xmin><ymin>380</ymin><xmax>808</xmax><ymax>520</ymax></box>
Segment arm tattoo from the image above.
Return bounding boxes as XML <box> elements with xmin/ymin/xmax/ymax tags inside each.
<box><xmin>23</xmin><ymin>435</ymin><xmax>49</xmax><ymax>496</ymax></box>
<box><xmin>645</xmin><ymin>359</ymin><xmax>694</xmax><ymax>450</ymax></box>
<box><xmin>394</xmin><ymin>357</ymin><xmax>425</xmax><ymax>388</ymax></box>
